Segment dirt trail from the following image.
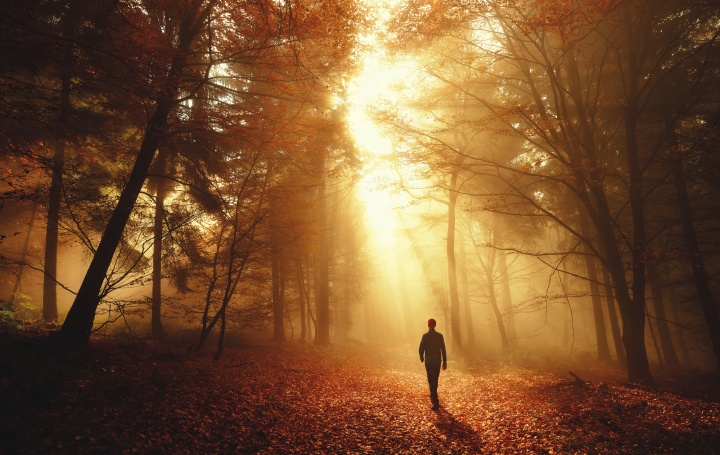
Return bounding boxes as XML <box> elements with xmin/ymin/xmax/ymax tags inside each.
<box><xmin>1</xmin><ymin>336</ymin><xmax>719</xmax><ymax>454</ymax></box>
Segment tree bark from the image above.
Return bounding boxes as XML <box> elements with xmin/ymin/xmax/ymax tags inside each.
<box><xmin>602</xmin><ymin>267</ymin><xmax>626</xmax><ymax>366</ymax></box>
<box><xmin>446</xmin><ymin>172</ymin><xmax>462</xmax><ymax>354</ymax></box>
<box><xmin>271</xmin><ymin>243</ymin><xmax>286</xmax><ymax>343</ymax></box>
<box><xmin>648</xmin><ymin>265</ymin><xmax>680</xmax><ymax>369</ymax></box>
<box><xmin>485</xmin><ymin>246</ymin><xmax>509</xmax><ymax>352</ymax></box>
<box><xmin>296</xmin><ymin>259</ymin><xmax>307</xmax><ymax>342</ymax></box>
<box><xmin>10</xmin><ymin>202</ymin><xmax>38</xmax><ymax>309</ymax></box>
<box><xmin>314</xmin><ymin>161</ymin><xmax>330</xmax><ymax>345</ymax></box>
<box><xmin>43</xmin><ymin>69</ymin><xmax>70</xmax><ymax>322</ymax></box>
<box><xmin>151</xmin><ymin>151</ymin><xmax>167</xmax><ymax>338</ymax></box>
<box><xmin>666</xmin><ymin>121</ymin><xmax>720</xmax><ymax>371</ymax></box>
<box><xmin>577</xmin><ymin>202</ymin><xmax>612</xmax><ymax>361</ymax></box>
<box><xmin>457</xmin><ymin>229</ymin><xmax>476</xmax><ymax>353</ymax></box>
<box><xmin>497</xmin><ymin>244</ymin><xmax>516</xmax><ymax>350</ymax></box>
<box><xmin>56</xmin><ymin>1</ymin><xmax>216</xmax><ymax>347</ymax></box>
<box><xmin>58</xmin><ymin>100</ymin><xmax>171</xmax><ymax>346</ymax></box>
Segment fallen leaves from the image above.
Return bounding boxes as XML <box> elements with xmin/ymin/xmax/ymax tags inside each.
<box><xmin>1</xmin><ymin>332</ymin><xmax>719</xmax><ymax>454</ymax></box>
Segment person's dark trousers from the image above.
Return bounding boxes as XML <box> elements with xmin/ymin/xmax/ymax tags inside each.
<box><xmin>425</xmin><ymin>361</ymin><xmax>441</xmax><ymax>406</ymax></box>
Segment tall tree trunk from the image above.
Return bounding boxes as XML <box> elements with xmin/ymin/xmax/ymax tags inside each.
<box><xmin>648</xmin><ymin>264</ymin><xmax>680</xmax><ymax>369</ymax></box>
<box><xmin>10</xmin><ymin>202</ymin><xmax>39</xmax><ymax>309</ymax></box>
<box><xmin>485</xmin><ymin>246</ymin><xmax>509</xmax><ymax>351</ymax></box>
<box><xmin>56</xmin><ymin>2</ymin><xmax>215</xmax><ymax>347</ymax></box>
<box><xmin>586</xmin><ymin>256</ymin><xmax>612</xmax><ymax>362</ymax></box>
<box><xmin>271</xmin><ymin>247</ymin><xmax>285</xmax><ymax>343</ymax></box>
<box><xmin>43</xmin><ymin>69</ymin><xmax>70</xmax><ymax>323</ymax></box>
<box><xmin>446</xmin><ymin>172</ymin><xmax>462</xmax><ymax>354</ymax></box>
<box><xmin>314</xmin><ymin>161</ymin><xmax>330</xmax><ymax>346</ymax></box>
<box><xmin>296</xmin><ymin>259</ymin><xmax>307</xmax><ymax>342</ymax></box>
<box><xmin>669</xmin><ymin>293</ymin><xmax>691</xmax><ymax>367</ymax></box>
<box><xmin>457</xmin><ymin>229</ymin><xmax>476</xmax><ymax>352</ymax></box>
<box><xmin>624</xmin><ymin>102</ymin><xmax>652</xmax><ymax>383</ymax></box>
<box><xmin>602</xmin><ymin>266</ymin><xmax>626</xmax><ymax>366</ymax></box>
<box><xmin>497</xmin><ymin>244</ymin><xmax>516</xmax><ymax>350</ymax></box>
<box><xmin>565</xmin><ymin>40</ymin><xmax>650</xmax><ymax>381</ymax></box>
<box><xmin>647</xmin><ymin>313</ymin><xmax>665</xmax><ymax>370</ymax></box>
<box><xmin>57</xmin><ymin>96</ymin><xmax>178</xmax><ymax>346</ymax></box>
<box><xmin>151</xmin><ymin>151</ymin><xmax>167</xmax><ymax>338</ymax></box>
<box><xmin>666</xmin><ymin>121</ymin><xmax>720</xmax><ymax>371</ymax></box>
<box><xmin>578</xmin><ymin>205</ymin><xmax>612</xmax><ymax>361</ymax></box>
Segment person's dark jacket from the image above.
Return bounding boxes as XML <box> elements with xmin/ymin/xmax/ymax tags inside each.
<box><xmin>419</xmin><ymin>329</ymin><xmax>447</xmax><ymax>365</ymax></box>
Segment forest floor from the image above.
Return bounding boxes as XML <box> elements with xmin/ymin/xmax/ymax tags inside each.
<box><xmin>1</xmin><ymin>328</ymin><xmax>720</xmax><ymax>454</ymax></box>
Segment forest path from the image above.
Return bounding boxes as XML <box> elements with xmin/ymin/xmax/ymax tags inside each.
<box><xmin>2</xmin><ymin>335</ymin><xmax>719</xmax><ymax>454</ymax></box>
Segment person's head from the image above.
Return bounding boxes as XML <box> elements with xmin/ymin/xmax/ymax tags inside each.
<box><xmin>427</xmin><ymin>318</ymin><xmax>437</xmax><ymax>329</ymax></box>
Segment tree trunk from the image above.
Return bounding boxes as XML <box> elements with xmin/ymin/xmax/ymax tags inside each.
<box><xmin>43</xmin><ymin>69</ymin><xmax>71</xmax><ymax>322</ymax></box>
<box><xmin>271</xmin><ymin>248</ymin><xmax>285</xmax><ymax>343</ymax></box>
<box><xmin>151</xmin><ymin>151</ymin><xmax>167</xmax><ymax>338</ymax></box>
<box><xmin>497</xmin><ymin>245</ymin><xmax>516</xmax><ymax>350</ymax></box>
<box><xmin>56</xmin><ymin>1</ymin><xmax>215</xmax><ymax>347</ymax></box>
<box><xmin>647</xmin><ymin>313</ymin><xmax>665</xmax><ymax>370</ymax></box>
<box><xmin>296</xmin><ymin>259</ymin><xmax>307</xmax><ymax>342</ymax></box>
<box><xmin>602</xmin><ymin>267</ymin><xmax>626</xmax><ymax>366</ymax></box>
<box><xmin>10</xmin><ymin>202</ymin><xmax>39</xmax><ymax>309</ymax></box>
<box><xmin>57</xmin><ymin>94</ymin><xmax>177</xmax><ymax>346</ymax></box>
<box><xmin>578</xmin><ymin>205</ymin><xmax>612</xmax><ymax>361</ymax></box>
<box><xmin>314</xmin><ymin>161</ymin><xmax>330</xmax><ymax>346</ymax></box>
<box><xmin>446</xmin><ymin>172</ymin><xmax>462</xmax><ymax>354</ymax></box>
<box><xmin>648</xmin><ymin>265</ymin><xmax>680</xmax><ymax>369</ymax></box>
<box><xmin>485</xmin><ymin>247</ymin><xmax>509</xmax><ymax>352</ymax></box>
<box><xmin>457</xmin><ymin>229</ymin><xmax>476</xmax><ymax>353</ymax></box>
<box><xmin>587</xmin><ymin>257</ymin><xmax>612</xmax><ymax>362</ymax></box>
<box><xmin>667</xmin><ymin>123</ymin><xmax>720</xmax><ymax>371</ymax></box>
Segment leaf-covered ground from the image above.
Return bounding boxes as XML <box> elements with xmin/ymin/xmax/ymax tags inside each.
<box><xmin>1</xmin><ymin>331</ymin><xmax>719</xmax><ymax>454</ymax></box>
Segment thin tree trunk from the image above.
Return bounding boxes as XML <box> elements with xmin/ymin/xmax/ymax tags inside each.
<box><xmin>585</xmin><ymin>255</ymin><xmax>612</xmax><ymax>362</ymax></box>
<box><xmin>314</xmin><ymin>174</ymin><xmax>330</xmax><ymax>345</ymax></box>
<box><xmin>648</xmin><ymin>265</ymin><xmax>680</xmax><ymax>369</ymax></box>
<box><xmin>602</xmin><ymin>266</ymin><xmax>626</xmax><ymax>366</ymax></box>
<box><xmin>666</xmin><ymin>120</ymin><xmax>720</xmax><ymax>370</ymax></box>
<box><xmin>578</xmin><ymin>206</ymin><xmax>612</xmax><ymax>361</ymax></box>
<box><xmin>647</xmin><ymin>313</ymin><xmax>665</xmax><ymax>370</ymax></box>
<box><xmin>151</xmin><ymin>151</ymin><xmax>167</xmax><ymax>338</ymax></box>
<box><xmin>271</xmin><ymin>252</ymin><xmax>285</xmax><ymax>343</ymax></box>
<box><xmin>485</xmin><ymin>247</ymin><xmax>509</xmax><ymax>351</ymax></box>
<box><xmin>43</xmin><ymin>69</ymin><xmax>70</xmax><ymax>323</ymax></box>
<box><xmin>669</xmin><ymin>292</ymin><xmax>691</xmax><ymax>367</ymax></box>
<box><xmin>303</xmin><ymin>259</ymin><xmax>317</xmax><ymax>342</ymax></box>
<box><xmin>497</xmin><ymin>246</ymin><xmax>516</xmax><ymax>350</ymax></box>
<box><xmin>458</xmin><ymin>229</ymin><xmax>476</xmax><ymax>353</ymax></box>
<box><xmin>11</xmin><ymin>202</ymin><xmax>39</xmax><ymax>309</ymax></box>
<box><xmin>446</xmin><ymin>172</ymin><xmax>462</xmax><ymax>354</ymax></box>
<box><xmin>296</xmin><ymin>259</ymin><xmax>307</xmax><ymax>342</ymax></box>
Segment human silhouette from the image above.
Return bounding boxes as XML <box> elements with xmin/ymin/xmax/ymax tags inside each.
<box><xmin>419</xmin><ymin>318</ymin><xmax>447</xmax><ymax>410</ymax></box>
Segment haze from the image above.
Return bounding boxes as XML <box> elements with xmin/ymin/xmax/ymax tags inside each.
<box><xmin>2</xmin><ymin>0</ymin><xmax>720</xmax><ymax>387</ymax></box>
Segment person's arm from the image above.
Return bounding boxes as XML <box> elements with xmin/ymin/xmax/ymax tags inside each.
<box><xmin>419</xmin><ymin>335</ymin><xmax>425</xmax><ymax>362</ymax></box>
<box><xmin>441</xmin><ymin>335</ymin><xmax>447</xmax><ymax>369</ymax></box>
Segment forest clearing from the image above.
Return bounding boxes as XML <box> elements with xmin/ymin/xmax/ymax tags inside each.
<box><xmin>2</xmin><ymin>329</ymin><xmax>719</xmax><ymax>455</ymax></box>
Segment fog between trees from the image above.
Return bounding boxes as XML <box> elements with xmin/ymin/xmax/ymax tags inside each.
<box><xmin>1</xmin><ymin>0</ymin><xmax>719</xmax><ymax>384</ymax></box>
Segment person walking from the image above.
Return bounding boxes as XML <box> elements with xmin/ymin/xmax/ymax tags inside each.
<box><xmin>419</xmin><ymin>318</ymin><xmax>447</xmax><ymax>410</ymax></box>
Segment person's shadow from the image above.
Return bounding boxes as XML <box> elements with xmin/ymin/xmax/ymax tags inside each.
<box><xmin>432</xmin><ymin>407</ymin><xmax>484</xmax><ymax>452</ymax></box>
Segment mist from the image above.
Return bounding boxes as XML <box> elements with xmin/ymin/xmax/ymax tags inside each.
<box><xmin>1</xmin><ymin>0</ymin><xmax>719</xmax><ymax>385</ymax></box>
